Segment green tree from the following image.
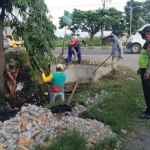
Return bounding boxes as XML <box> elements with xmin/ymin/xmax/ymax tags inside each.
<box><xmin>3</xmin><ymin>19</ymin><xmax>11</xmax><ymax>27</ymax></box>
<box><xmin>143</xmin><ymin>0</ymin><xmax>150</xmax><ymax>24</ymax></box>
<box><xmin>106</xmin><ymin>8</ymin><xmax>125</xmax><ymax>37</ymax></box>
<box><xmin>59</xmin><ymin>8</ymin><xmax>124</xmax><ymax>45</ymax></box>
<box><xmin>0</xmin><ymin>0</ymin><xmax>57</xmax><ymax>90</ymax></box>
<box><xmin>124</xmin><ymin>0</ymin><xmax>145</xmax><ymax>35</ymax></box>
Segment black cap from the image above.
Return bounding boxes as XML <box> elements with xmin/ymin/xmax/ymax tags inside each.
<box><xmin>138</xmin><ymin>25</ymin><xmax>150</xmax><ymax>34</ymax></box>
<box><xmin>9</xmin><ymin>58</ymin><xmax>15</xmax><ymax>66</ymax></box>
<box><xmin>108</xmin><ymin>34</ymin><xmax>114</xmax><ymax>38</ymax></box>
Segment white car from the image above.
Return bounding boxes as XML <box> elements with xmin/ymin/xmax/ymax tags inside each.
<box><xmin>126</xmin><ymin>24</ymin><xmax>150</xmax><ymax>53</ymax></box>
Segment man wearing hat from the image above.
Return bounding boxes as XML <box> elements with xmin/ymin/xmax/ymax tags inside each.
<box><xmin>40</xmin><ymin>64</ymin><xmax>66</xmax><ymax>103</ymax></box>
<box><xmin>5</xmin><ymin>58</ymin><xmax>20</xmax><ymax>97</ymax></box>
<box><xmin>137</xmin><ymin>25</ymin><xmax>150</xmax><ymax>119</ymax></box>
<box><xmin>108</xmin><ymin>34</ymin><xmax>124</xmax><ymax>78</ymax></box>
<box><xmin>66</xmin><ymin>38</ymin><xmax>88</xmax><ymax>64</ymax></box>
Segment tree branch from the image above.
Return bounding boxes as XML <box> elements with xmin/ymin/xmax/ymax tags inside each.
<box><xmin>10</xmin><ymin>12</ymin><xmax>22</xmax><ymax>25</ymax></box>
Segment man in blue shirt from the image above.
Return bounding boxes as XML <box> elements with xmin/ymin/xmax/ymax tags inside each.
<box><xmin>66</xmin><ymin>38</ymin><xmax>88</xmax><ymax>64</ymax></box>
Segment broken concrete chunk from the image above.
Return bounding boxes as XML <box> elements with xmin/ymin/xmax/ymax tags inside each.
<box><xmin>0</xmin><ymin>130</ymin><xmax>10</xmax><ymax>140</ymax></box>
<box><xmin>17</xmin><ymin>145</ymin><xmax>29</xmax><ymax>150</ymax></box>
<box><xmin>0</xmin><ymin>103</ymin><xmax>115</xmax><ymax>149</ymax></box>
<box><xmin>28</xmin><ymin>110</ymin><xmax>39</xmax><ymax>117</ymax></box>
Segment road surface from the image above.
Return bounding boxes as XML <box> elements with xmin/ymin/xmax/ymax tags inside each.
<box><xmin>5</xmin><ymin>48</ymin><xmax>139</xmax><ymax>71</ymax></box>
<box><xmin>52</xmin><ymin>49</ymin><xmax>139</xmax><ymax>71</ymax></box>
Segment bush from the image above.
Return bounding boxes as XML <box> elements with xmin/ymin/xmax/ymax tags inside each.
<box><xmin>55</xmin><ymin>36</ymin><xmax>102</xmax><ymax>47</ymax></box>
<box><xmin>4</xmin><ymin>50</ymin><xmax>30</xmax><ymax>67</ymax></box>
<box><xmin>4</xmin><ymin>50</ymin><xmax>39</xmax><ymax>83</ymax></box>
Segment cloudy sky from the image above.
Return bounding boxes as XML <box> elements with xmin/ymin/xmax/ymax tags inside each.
<box><xmin>44</xmin><ymin>0</ymin><xmax>145</xmax><ymax>37</ymax></box>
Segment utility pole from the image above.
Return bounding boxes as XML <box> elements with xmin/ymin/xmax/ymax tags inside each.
<box><xmin>102</xmin><ymin>0</ymin><xmax>111</xmax><ymax>8</ymax></box>
<box><xmin>101</xmin><ymin>0</ymin><xmax>111</xmax><ymax>37</ymax></box>
<box><xmin>129</xmin><ymin>0</ymin><xmax>132</xmax><ymax>36</ymax></box>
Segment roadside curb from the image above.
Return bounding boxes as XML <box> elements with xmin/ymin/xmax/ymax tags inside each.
<box><xmin>53</xmin><ymin>46</ymin><xmax>126</xmax><ymax>50</ymax></box>
<box><xmin>53</xmin><ymin>46</ymin><xmax>113</xmax><ymax>50</ymax></box>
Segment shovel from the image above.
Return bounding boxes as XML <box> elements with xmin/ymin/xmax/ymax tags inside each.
<box><xmin>92</xmin><ymin>54</ymin><xmax>112</xmax><ymax>76</ymax></box>
<box><xmin>63</xmin><ymin>46</ymin><xmax>87</xmax><ymax>72</ymax></box>
<box><xmin>33</xmin><ymin>56</ymin><xmax>41</xmax><ymax>69</ymax></box>
<box><xmin>67</xmin><ymin>77</ymin><xmax>81</xmax><ymax>105</ymax></box>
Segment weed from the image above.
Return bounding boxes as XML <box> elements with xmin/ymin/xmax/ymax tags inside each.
<box><xmin>35</xmin><ymin>131</ymin><xmax>86</xmax><ymax>150</ymax></box>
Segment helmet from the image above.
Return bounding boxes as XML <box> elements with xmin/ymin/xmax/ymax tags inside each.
<box><xmin>70</xmin><ymin>38</ymin><xmax>77</xmax><ymax>45</ymax></box>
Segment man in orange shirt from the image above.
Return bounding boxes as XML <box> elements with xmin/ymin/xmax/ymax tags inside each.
<box><xmin>66</xmin><ymin>38</ymin><xmax>88</xmax><ymax>64</ymax></box>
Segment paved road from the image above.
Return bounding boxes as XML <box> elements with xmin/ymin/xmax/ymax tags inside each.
<box><xmin>5</xmin><ymin>48</ymin><xmax>139</xmax><ymax>71</ymax></box>
<box><xmin>53</xmin><ymin>49</ymin><xmax>139</xmax><ymax>71</ymax></box>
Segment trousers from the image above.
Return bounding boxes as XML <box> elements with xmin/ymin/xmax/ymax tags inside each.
<box><xmin>50</xmin><ymin>91</ymin><xmax>65</xmax><ymax>103</ymax></box>
<box><xmin>140</xmin><ymin>68</ymin><xmax>150</xmax><ymax>113</ymax></box>
<box><xmin>66</xmin><ymin>44</ymin><xmax>81</xmax><ymax>63</ymax></box>
<box><xmin>111</xmin><ymin>56</ymin><xmax>120</xmax><ymax>71</ymax></box>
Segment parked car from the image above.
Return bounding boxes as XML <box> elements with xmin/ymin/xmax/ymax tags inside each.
<box><xmin>126</xmin><ymin>24</ymin><xmax>150</xmax><ymax>53</ymax></box>
<box><xmin>3</xmin><ymin>36</ymin><xmax>10</xmax><ymax>50</ymax></box>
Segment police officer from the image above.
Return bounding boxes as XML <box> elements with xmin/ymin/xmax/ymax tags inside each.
<box><xmin>137</xmin><ymin>25</ymin><xmax>150</xmax><ymax>119</ymax></box>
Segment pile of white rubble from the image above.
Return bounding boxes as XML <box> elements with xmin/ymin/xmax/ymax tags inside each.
<box><xmin>0</xmin><ymin>103</ymin><xmax>115</xmax><ymax>150</ymax></box>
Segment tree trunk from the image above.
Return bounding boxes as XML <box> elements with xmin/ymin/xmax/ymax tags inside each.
<box><xmin>0</xmin><ymin>18</ymin><xmax>5</xmax><ymax>91</ymax></box>
<box><xmin>100</xmin><ymin>28</ymin><xmax>104</xmax><ymax>37</ymax></box>
<box><xmin>90</xmin><ymin>35</ymin><xmax>93</xmax><ymax>46</ymax></box>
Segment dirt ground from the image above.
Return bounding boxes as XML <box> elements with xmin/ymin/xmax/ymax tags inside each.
<box><xmin>122</xmin><ymin>122</ymin><xmax>150</xmax><ymax>150</ymax></box>
<box><xmin>1</xmin><ymin>56</ymin><xmax>150</xmax><ymax>149</ymax></box>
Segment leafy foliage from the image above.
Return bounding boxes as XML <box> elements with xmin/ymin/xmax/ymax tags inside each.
<box><xmin>12</xmin><ymin>0</ymin><xmax>57</xmax><ymax>71</ymax></box>
<box><xmin>0</xmin><ymin>0</ymin><xmax>57</xmax><ymax>90</ymax></box>
<box><xmin>59</xmin><ymin>8</ymin><xmax>124</xmax><ymax>45</ymax></box>
<box><xmin>124</xmin><ymin>0</ymin><xmax>149</xmax><ymax>35</ymax></box>
<box><xmin>55</xmin><ymin>36</ymin><xmax>102</xmax><ymax>47</ymax></box>
<box><xmin>143</xmin><ymin>0</ymin><xmax>150</xmax><ymax>24</ymax></box>
<box><xmin>4</xmin><ymin>50</ymin><xmax>30</xmax><ymax>68</ymax></box>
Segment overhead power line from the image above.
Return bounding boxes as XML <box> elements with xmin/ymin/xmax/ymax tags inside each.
<box><xmin>48</xmin><ymin>2</ymin><xmax>127</xmax><ymax>9</ymax></box>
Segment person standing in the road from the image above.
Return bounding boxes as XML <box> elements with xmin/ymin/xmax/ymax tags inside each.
<box><xmin>40</xmin><ymin>64</ymin><xmax>66</xmax><ymax>103</ymax></box>
<box><xmin>66</xmin><ymin>38</ymin><xmax>88</xmax><ymax>64</ymax></box>
<box><xmin>137</xmin><ymin>25</ymin><xmax>150</xmax><ymax>119</ymax></box>
<box><xmin>108</xmin><ymin>34</ymin><xmax>124</xmax><ymax>78</ymax></box>
<box><xmin>5</xmin><ymin>58</ymin><xmax>20</xmax><ymax>97</ymax></box>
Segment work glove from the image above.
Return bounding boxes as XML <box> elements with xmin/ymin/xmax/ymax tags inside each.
<box><xmin>85</xmin><ymin>44</ymin><xmax>88</xmax><ymax>47</ymax></box>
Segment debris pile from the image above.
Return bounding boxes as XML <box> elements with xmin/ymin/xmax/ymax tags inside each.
<box><xmin>71</xmin><ymin>90</ymin><xmax>109</xmax><ymax>116</ymax></box>
<box><xmin>0</xmin><ymin>104</ymin><xmax>115</xmax><ymax>150</ymax></box>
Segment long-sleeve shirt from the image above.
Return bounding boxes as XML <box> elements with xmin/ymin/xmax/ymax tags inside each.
<box><xmin>111</xmin><ymin>34</ymin><xmax>124</xmax><ymax>58</ymax></box>
<box><xmin>41</xmin><ymin>72</ymin><xmax>66</xmax><ymax>92</ymax></box>
<box><xmin>70</xmin><ymin>38</ymin><xmax>86</xmax><ymax>48</ymax></box>
<box><xmin>73</xmin><ymin>38</ymin><xmax>86</xmax><ymax>44</ymax></box>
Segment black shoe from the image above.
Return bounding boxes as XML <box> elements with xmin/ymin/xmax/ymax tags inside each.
<box><xmin>139</xmin><ymin>113</ymin><xmax>150</xmax><ymax>119</ymax></box>
<box><xmin>140</xmin><ymin>110</ymin><xmax>147</xmax><ymax>114</ymax></box>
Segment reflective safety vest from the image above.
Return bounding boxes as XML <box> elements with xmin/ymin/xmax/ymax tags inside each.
<box><xmin>138</xmin><ymin>48</ymin><xmax>149</xmax><ymax>68</ymax></box>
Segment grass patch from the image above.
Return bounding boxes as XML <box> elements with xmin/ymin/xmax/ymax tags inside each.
<box><xmin>35</xmin><ymin>66</ymin><xmax>150</xmax><ymax>150</ymax></box>
<box><xmin>94</xmin><ymin>137</ymin><xmax>117</xmax><ymax>150</ymax></box>
<box><xmin>35</xmin><ymin>131</ymin><xmax>118</xmax><ymax>150</ymax></box>
<box><xmin>79</xmin><ymin>66</ymin><xmax>146</xmax><ymax>134</ymax></box>
<box><xmin>35</xmin><ymin>131</ymin><xmax>86</xmax><ymax>150</ymax></box>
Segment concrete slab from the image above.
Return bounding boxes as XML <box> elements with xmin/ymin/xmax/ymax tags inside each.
<box><xmin>50</xmin><ymin>64</ymin><xmax>111</xmax><ymax>92</ymax></box>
